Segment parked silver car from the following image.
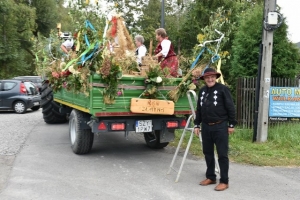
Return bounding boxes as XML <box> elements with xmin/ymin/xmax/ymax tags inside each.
<box><xmin>0</xmin><ymin>79</ymin><xmax>41</xmax><ymax>114</ymax></box>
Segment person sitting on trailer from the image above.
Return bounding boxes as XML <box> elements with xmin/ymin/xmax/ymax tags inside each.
<box><xmin>134</xmin><ymin>35</ymin><xmax>147</xmax><ymax>66</ymax></box>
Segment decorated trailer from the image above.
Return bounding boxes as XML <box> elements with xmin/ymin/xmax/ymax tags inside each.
<box><xmin>41</xmin><ymin>73</ymin><xmax>193</xmax><ymax>154</ymax></box>
<box><xmin>36</xmin><ymin>15</ymin><xmax>205</xmax><ymax>154</ymax></box>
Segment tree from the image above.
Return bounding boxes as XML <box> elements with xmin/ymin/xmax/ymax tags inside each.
<box><xmin>0</xmin><ymin>0</ymin><xmax>36</xmax><ymax>79</ymax></box>
<box><xmin>230</xmin><ymin>4</ymin><xmax>300</xmax><ymax>86</ymax></box>
<box><xmin>30</xmin><ymin>0</ymin><xmax>61</xmax><ymax>37</ymax></box>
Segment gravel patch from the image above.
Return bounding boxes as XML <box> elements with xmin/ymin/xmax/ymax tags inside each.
<box><xmin>0</xmin><ymin>110</ymin><xmax>43</xmax><ymax>156</ymax></box>
<box><xmin>0</xmin><ymin>109</ymin><xmax>44</xmax><ymax>192</ymax></box>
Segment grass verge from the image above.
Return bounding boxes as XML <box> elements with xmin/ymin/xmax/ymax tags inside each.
<box><xmin>170</xmin><ymin>123</ymin><xmax>300</xmax><ymax>167</ymax></box>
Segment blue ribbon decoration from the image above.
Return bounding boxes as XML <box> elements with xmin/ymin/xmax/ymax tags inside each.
<box><xmin>190</xmin><ymin>47</ymin><xmax>221</xmax><ymax>69</ymax></box>
<box><xmin>190</xmin><ymin>47</ymin><xmax>206</xmax><ymax>69</ymax></box>
<box><xmin>79</xmin><ymin>20</ymin><xmax>100</xmax><ymax>65</ymax></box>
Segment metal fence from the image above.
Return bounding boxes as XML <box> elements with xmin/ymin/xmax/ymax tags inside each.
<box><xmin>236</xmin><ymin>77</ymin><xmax>299</xmax><ymax>128</ymax></box>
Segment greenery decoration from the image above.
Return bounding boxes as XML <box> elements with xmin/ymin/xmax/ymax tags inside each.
<box><xmin>97</xmin><ymin>52</ymin><xmax>122</xmax><ymax>104</ymax></box>
<box><xmin>168</xmin><ymin>66</ymin><xmax>204</xmax><ymax>102</ymax></box>
<box><xmin>142</xmin><ymin>64</ymin><xmax>170</xmax><ymax>99</ymax></box>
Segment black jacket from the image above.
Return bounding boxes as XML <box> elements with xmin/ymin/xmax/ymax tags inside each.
<box><xmin>194</xmin><ymin>83</ymin><xmax>237</xmax><ymax>127</ymax></box>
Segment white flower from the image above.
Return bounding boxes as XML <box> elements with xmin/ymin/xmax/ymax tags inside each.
<box><xmin>68</xmin><ymin>65</ymin><xmax>75</xmax><ymax>73</ymax></box>
<box><xmin>156</xmin><ymin>76</ymin><xmax>162</xmax><ymax>83</ymax></box>
<box><xmin>68</xmin><ymin>65</ymin><xmax>80</xmax><ymax>75</ymax></box>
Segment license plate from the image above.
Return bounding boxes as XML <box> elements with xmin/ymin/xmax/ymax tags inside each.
<box><xmin>135</xmin><ymin>120</ymin><xmax>152</xmax><ymax>133</ymax></box>
<box><xmin>33</xmin><ymin>102</ymin><xmax>40</xmax><ymax>106</ymax></box>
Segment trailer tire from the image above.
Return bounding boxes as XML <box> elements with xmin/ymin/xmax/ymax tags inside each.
<box><xmin>144</xmin><ymin>131</ymin><xmax>169</xmax><ymax>149</ymax></box>
<box><xmin>41</xmin><ymin>81</ymin><xmax>67</xmax><ymax>124</ymax></box>
<box><xmin>69</xmin><ymin>109</ymin><xmax>94</xmax><ymax>154</ymax></box>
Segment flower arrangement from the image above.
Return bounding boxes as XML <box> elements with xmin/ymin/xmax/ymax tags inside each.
<box><xmin>142</xmin><ymin>64</ymin><xmax>170</xmax><ymax>99</ymax></box>
<box><xmin>96</xmin><ymin>52</ymin><xmax>122</xmax><ymax>104</ymax></box>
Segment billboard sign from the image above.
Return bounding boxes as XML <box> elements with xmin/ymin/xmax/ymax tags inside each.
<box><xmin>269</xmin><ymin>87</ymin><xmax>300</xmax><ymax>118</ymax></box>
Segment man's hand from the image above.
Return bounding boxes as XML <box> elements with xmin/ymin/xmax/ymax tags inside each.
<box><xmin>228</xmin><ymin>127</ymin><xmax>234</xmax><ymax>135</ymax></box>
<box><xmin>194</xmin><ymin>128</ymin><xmax>201</xmax><ymax>136</ymax></box>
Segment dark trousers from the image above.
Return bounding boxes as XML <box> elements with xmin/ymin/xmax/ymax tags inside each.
<box><xmin>201</xmin><ymin>121</ymin><xmax>229</xmax><ymax>184</ymax></box>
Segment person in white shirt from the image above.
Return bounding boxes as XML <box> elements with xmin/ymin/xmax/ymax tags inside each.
<box><xmin>134</xmin><ymin>35</ymin><xmax>147</xmax><ymax>66</ymax></box>
<box><xmin>61</xmin><ymin>39</ymin><xmax>74</xmax><ymax>54</ymax></box>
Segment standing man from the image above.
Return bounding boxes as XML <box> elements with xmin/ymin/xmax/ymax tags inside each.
<box><xmin>194</xmin><ymin>67</ymin><xmax>237</xmax><ymax>191</ymax></box>
<box><xmin>153</xmin><ymin>28</ymin><xmax>178</xmax><ymax>77</ymax></box>
<box><xmin>134</xmin><ymin>35</ymin><xmax>147</xmax><ymax>66</ymax></box>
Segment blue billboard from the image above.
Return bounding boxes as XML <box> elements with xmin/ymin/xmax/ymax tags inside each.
<box><xmin>269</xmin><ymin>87</ymin><xmax>300</xmax><ymax>118</ymax></box>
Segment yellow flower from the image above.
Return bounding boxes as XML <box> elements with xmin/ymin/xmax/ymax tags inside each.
<box><xmin>197</xmin><ymin>34</ymin><xmax>205</xmax><ymax>43</ymax></box>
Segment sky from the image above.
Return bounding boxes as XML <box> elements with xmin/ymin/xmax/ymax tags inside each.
<box><xmin>68</xmin><ymin>0</ymin><xmax>299</xmax><ymax>43</ymax></box>
<box><xmin>277</xmin><ymin>0</ymin><xmax>300</xmax><ymax>43</ymax></box>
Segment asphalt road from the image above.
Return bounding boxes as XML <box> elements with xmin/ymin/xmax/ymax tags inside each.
<box><xmin>0</xmin><ymin>110</ymin><xmax>299</xmax><ymax>200</ymax></box>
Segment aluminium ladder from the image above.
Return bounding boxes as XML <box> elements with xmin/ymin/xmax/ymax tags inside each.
<box><xmin>167</xmin><ymin>90</ymin><xmax>220</xmax><ymax>182</ymax></box>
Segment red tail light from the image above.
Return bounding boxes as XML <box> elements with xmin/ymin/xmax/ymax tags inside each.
<box><xmin>180</xmin><ymin>119</ymin><xmax>187</xmax><ymax>127</ymax></box>
<box><xmin>20</xmin><ymin>83</ymin><xmax>27</xmax><ymax>94</ymax></box>
<box><xmin>98</xmin><ymin>122</ymin><xmax>107</xmax><ymax>130</ymax></box>
<box><xmin>111</xmin><ymin>123</ymin><xmax>125</xmax><ymax>130</ymax></box>
<box><xmin>166</xmin><ymin>121</ymin><xmax>179</xmax><ymax>128</ymax></box>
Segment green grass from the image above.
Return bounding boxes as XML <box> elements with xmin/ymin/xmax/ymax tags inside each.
<box><xmin>170</xmin><ymin>123</ymin><xmax>300</xmax><ymax>167</ymax></box>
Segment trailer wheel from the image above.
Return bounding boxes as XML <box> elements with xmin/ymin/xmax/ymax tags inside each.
<box><xmin>69</xmin><ymin>109</ymin><xmax>94</xmax><ymax>154</ymax></box>
<box><xmin>144</xmin><ymin>131</ymin><xmax>169</xmax><ymax>149</ymax></box>
<box><xmin>41</xmin><ymin>81</ymin><xmax>67</xmax><ymax>124</ymax></box>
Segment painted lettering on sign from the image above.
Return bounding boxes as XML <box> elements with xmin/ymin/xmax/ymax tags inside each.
<box><xmin>147</xmin><ymin>100</ymin><xmax>160</xmax><ymax>107</ymax></box>
<box><xmin>271</xmin><ymin>88</ymin><xmax>300</xmax><ymax>96</ymax></box>
<box><xmin>272</xmin><ymin>96</ymin><xmax>300</xmax><ymax>101</ymax></box>
<box><xmin>141</xmin><ymin>106</ymin><xmax>165</xmax><ymax>113</ymax></box>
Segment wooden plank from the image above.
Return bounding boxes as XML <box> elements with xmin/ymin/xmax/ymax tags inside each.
<box><xmin>130</xmin><ymin>98</ymin><xmax>174</xmax><ymax>115</ymax></box>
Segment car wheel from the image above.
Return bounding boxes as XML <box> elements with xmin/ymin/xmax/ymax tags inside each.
<box><xmin>31</xmin><ymin>106</ymin><xmax>40</xmax><ymax>111</ymax></box>
<box><xmin>14</xmin><ymin>101</ymin><xmax>27</xmax><ymax>114</ymax></box>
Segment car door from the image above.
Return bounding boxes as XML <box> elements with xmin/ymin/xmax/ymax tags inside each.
<box><xmin>1</xmin><ymin>81</ymin><xmax>18</xmax><ymax>109</ymax></box>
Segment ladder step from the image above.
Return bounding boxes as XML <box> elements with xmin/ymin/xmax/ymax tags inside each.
<box><xmin>184</xmin><ymin>128</ymin><xmax>194</xmax><ymax>131</ymax></box>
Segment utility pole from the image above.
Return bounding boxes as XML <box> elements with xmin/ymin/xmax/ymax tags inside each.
<box><xmin>160</xmin><ymin>0</ymin><xmax>165</xmax><ymax>28</ymax></box>
<box><xmin>256</xmin><ymin>0</ymin><xmax>277</xmax><ymax>142</ymax></box>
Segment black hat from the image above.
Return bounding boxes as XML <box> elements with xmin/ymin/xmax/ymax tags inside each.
<box><xmin>200</xmin><ymin>68</ymin><xmax>221</xmax><ymax>80</ymax></box>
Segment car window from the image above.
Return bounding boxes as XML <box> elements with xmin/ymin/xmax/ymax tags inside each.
<box><xmin>3</xmin><ymin>82</ymin><xmax>17</xmax><ymax>91</ymax></box>
<box><xmin>35</xmin><ymin>79</ymin><xmax>42</xmax><ymax>83</ymax></box>
<box><xmin>24</xmin><ymin>82</ymin><xmax>38</xmax><ymax>95</ymax></box>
